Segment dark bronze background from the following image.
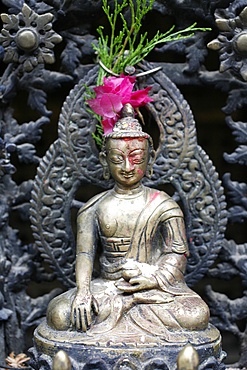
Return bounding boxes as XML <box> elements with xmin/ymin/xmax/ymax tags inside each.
<box><xmin>0</xmin><ymin>0</ymin><xmax>246</xmax><ymax>368</ymax></box>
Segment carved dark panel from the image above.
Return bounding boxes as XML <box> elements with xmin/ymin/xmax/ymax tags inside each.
<box><xmin>0</xmin><ymin>0</ymin><xmax>246</xmax><ymax>368</ymax></box>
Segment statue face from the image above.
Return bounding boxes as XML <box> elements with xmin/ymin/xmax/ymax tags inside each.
<box><xmin>105</xmin><ymin>138</ymin><xmax>149</xmax><ymax>189</ymax></box>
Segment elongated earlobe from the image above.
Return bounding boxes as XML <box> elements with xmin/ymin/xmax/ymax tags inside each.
<box><xmin>146</xmin><ymin>149</ymin><xmax>155</xmax><ymax>178</ymax></box>
<box><xmin>102</xmin><ymin>165</ymin><xmax>111</xmax><ymax>180</ymax></box>
<box><xmin>146</xmin><ymin>165</ymin><xmax>153</xmax><ymax>179</ymax></box>
<box><xmin>99</xmin><ymin>152</ymin><xmax>111</xmax><ymax>180</ymax></box>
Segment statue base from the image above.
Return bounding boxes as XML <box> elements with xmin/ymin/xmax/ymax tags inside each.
<box><xmin>31</xmin><ymin>320</ymin><xmax>226</xmax><ymax>369</ymax></box>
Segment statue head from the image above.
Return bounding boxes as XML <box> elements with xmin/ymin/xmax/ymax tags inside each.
<box><xmin>99</xmin><ymin>104</ymin><xmax>155</xmax><ymax>186</ymax></box>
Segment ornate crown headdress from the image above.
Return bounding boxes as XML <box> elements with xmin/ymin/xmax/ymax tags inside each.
<box><xmin>105</xmin><ymin>103</ymin><xmax>150</xmax><ymax>140</ymax></box>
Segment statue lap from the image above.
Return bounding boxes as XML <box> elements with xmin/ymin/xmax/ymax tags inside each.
<box><xmin>34</xmin><ymin>187</ymin><xmax>223</xmax><ymax>368</ymax></box>
<box><xmin>36</xmin><ymin>279</ymin><xmax>221</xmax><ymax>368</ymax></box>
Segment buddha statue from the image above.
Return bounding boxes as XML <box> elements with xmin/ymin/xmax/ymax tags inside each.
<box><xmin>45</xmin><ymin>104</ymin><xmax>211</xmax><ymax>345</ymax></box>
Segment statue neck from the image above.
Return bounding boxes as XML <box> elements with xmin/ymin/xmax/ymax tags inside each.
<box><xmin>113</xmin><ymin>183</ymin><xmax>144</xmax><ymax>197</ymax></box>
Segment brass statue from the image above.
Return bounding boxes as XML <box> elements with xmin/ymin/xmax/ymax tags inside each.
<box><xmin>46</xmin><ymin>104</ymin><xmax>210</xmax><ymax>343</ymax></box>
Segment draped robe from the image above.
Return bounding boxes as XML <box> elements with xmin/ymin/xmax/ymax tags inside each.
<box><xmin>47</xmin><ymin>186</ymin><xmax>209</xmax><ymax>342</ymax></box>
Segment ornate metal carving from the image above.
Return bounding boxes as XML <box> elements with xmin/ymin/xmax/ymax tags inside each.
<box><xmin>173</xmin><ymin>146</ymin><xmax>227</xmax><ymax>286</ymax></box>
<box><xmin>30</xmin><ymin>339</ymin><xmax>224</xmax><ymax>370</ymax></box>
<box><xmin>0</xmin><ymin>4</ymin><xmax>62</xmax><ymax>72</ymax></box>
<box><xmin>30</xmin><ymin>140</ymin><xmax>78</xmax><ymax>288</ymax></box>
<box><xmin>208</xmin><ymin>3</ymin><xmax>247</xmax><ymax>81</ymax></box>
<box><xmin>0</xmin><ymin>2</ymin><xmax>68</xmax><ymax>363</ymax></box>
<box><xmin>201</xmin><ymin>2</ymin><xmax>247</xmax><ymax>366</ymax></box>
<box><xmin>0</xmin><ymin>0</ymin><xmax>245</xmax><ymax>368</ymax></box>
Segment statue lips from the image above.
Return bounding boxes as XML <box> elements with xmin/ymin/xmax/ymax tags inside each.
<box><xmin>121</xmin><ymin>171</ymin><xmax>135</xmax><ymax>179</ymax></box>
<box><xmin>118</xmin><ymin>167</ymin><xmax>136</xmax><ymax>180</ymax></box>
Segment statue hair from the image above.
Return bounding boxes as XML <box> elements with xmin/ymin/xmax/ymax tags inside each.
<box><xmin>100</xmin><ymin>133</ymin><xmax>154</xmax><ymax>157</ymax></box>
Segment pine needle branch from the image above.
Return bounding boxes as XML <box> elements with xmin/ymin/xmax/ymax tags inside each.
<box><xmin>94</xmin><ymin>0</ymin><xmax>211</xmax><ymax>83</ymax></box>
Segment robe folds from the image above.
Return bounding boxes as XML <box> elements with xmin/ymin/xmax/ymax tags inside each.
<box><xmin>47</xmin><ymin>186</ymin><xmax>209</xmax><ymax>343</ymax></box>
<box><xmin>70</xmin><ymin>186</ymin><xmax>210</xmax><ymax>339</ymax></box>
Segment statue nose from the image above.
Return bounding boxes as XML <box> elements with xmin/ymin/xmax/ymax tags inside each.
<box><xmin>123</xmin><ymin>158</ymin><xmax>134</xmax><ymax>171</ymax></box>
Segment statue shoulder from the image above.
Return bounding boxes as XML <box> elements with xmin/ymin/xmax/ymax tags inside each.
<box><xmin>78</xmin><ymin>190</ymin><xmax>109</xmax><ymax>217</ymax></box>
<box><xmin>145</xmin><ymin>187</ymin><xmax>176</xmax><ymax>204</ymax></box>
<box><xmin>145</xmin><ymin>187</ymin><xmax>183</xmax><ymax>217</ymax></box>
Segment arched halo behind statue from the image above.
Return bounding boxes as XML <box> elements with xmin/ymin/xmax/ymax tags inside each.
<box><xmin>33</xmin><ymin>103</ymin><xmax>224</xmax><ymax>370</ymax></box>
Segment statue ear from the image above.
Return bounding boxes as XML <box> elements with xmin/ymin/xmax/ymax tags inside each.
<box><xmin>99</xmin><ymin>152</ymin><xmax>111</xmax><ymax>180</ymax></box>
<box><xmin>146</xmin><ymin>149</ymin><xmax>155</xmax><ymax>179</ymax></box>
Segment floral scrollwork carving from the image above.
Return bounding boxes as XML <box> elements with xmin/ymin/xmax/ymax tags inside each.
<box><xmin>172</xmin><ymin>146</ymin><xmax>227</xmax><ymax>286</ymax></box>
<box><xmin>30</xmin><ymin>140</ymin><xmax>78</xmax><ymax>288</ymax></box>
<box><xmin>0</xmin><ymin>4</ymin><xmax>62</xmax><ymax>72</ymax></box>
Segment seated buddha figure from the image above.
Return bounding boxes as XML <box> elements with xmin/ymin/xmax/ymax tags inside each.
<box><xmin>46</xmin><ymin>104</ymin><xmax>210</xmax><ymax>344</ymax></box>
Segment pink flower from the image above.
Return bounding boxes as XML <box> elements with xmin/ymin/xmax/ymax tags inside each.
<box><xmin>87</xmin><ymin>75</ymin><xmax>152</xmax><ymax>134</ymax></box>
<box><xmin>129</xmin><ymin>86</ymin><xmax>152</xmax><ymax>108</ymax></box>
<box><xmin>102</xmin><ymin>117</ymin><xmax>116</xmax><ymax>135</ymax></box>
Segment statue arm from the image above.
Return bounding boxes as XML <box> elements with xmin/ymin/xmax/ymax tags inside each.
<box><xmin>71</xmin><ymin>207</ymin><xmax>99</xmax><ymax>331</ymax></box>
<box><xmin>75</xmin><ymin>209</ymin><xmax>97</xmax><ymax>291</ymax></box>
<box><xmin>156</xmin><ymin>216</ymin><xmax>188</xmax><ymax>289</ymax></box>
<box><xmin>117</xmin><ymin>208</ymin><xmax>189</xmax><ymax>294</ymax></box>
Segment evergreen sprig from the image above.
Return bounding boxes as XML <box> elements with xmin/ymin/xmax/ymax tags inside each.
<box><xmin>91</xmin><ymin>0</ymin><xmax>211</xmax><ymax>145</ymax></box>
<box><xmin>93</xmin><ymin>0</ymin><xmax>211</xmax><ymax>84</ymax></box>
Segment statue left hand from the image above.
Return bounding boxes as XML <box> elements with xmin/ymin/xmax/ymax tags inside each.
<box><xmin>116</xmin><ymin>274</ymin><xmax>158</xmax><ymax>293</ymax></box>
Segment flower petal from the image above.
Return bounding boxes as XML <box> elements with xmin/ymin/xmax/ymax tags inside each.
<box><xmin>100</xmin><ymin>93</ymin><xmax>123</xmax><ymax>118</ymax></box>
<box><xmin>103</xmin><ymin>75</ymin><xmax>124</xmax><ymax>89</ymax></box>
<box><xmin>102</xmin><ymin>117</ymin><xmax>117</xmax><ymax>134</ymax></box>
<box><xmin>88</xmin><ymin>93</ymin><xmax>123</xmax><ymax>118</ymax></box>
<box><xmin>87</xmin><ymin>97</ymin><xmax>104</xmax><ymax>116</ymax></box>
<box><xmin>128</xmin><ymin>87</ymin><xmax>153</xmax><ymax>108</ymax></box>
<box><xmin>88</xmin><ymin>75</ymin><xmax>152</xmax><ymax>135</ymax></box>
<box><xmin>94</xmin><ymin>84</ymin><xmax>112</xmax><ymax>97</ymax></box>
<box><xmin>116</xmin><ymin>76</ymin><xmax>134</xmax><ymax>97</ymax></box>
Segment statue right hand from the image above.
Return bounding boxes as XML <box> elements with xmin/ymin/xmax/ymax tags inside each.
<box><xmin>71</xmin><ymin>290</ymin><xmax>99</xmax><ymax>332</ymax></box>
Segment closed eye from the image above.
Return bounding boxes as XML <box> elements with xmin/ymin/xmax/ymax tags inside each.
<box><xmin>109</xmin><ymin>155</ymin><xmax>124</xmax><ymax>163</ymax></box>
<box><xmin>131</xmin><ymin>156</ymin><xmax>145</xmax><ymax>164</ymax></box>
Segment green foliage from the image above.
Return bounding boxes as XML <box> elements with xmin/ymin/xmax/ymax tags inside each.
<box><xmin>92</xmin><ymin>122</ymin><xmax>104</xmax><ymax>148</ymax></box>
<box><xmin>90</xmin><ymin>0</ymin><xmax>211</xmax><ymax>145</ymax></box>
<box><xmin>93</xmin><ymin>0</ymin><xmax>211</xmax><ymax>84</ymax></box>
<box><xmin>83</xmin><ymin>84</ymin><xmax>104</xmax><ymax>147</ymax></box>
